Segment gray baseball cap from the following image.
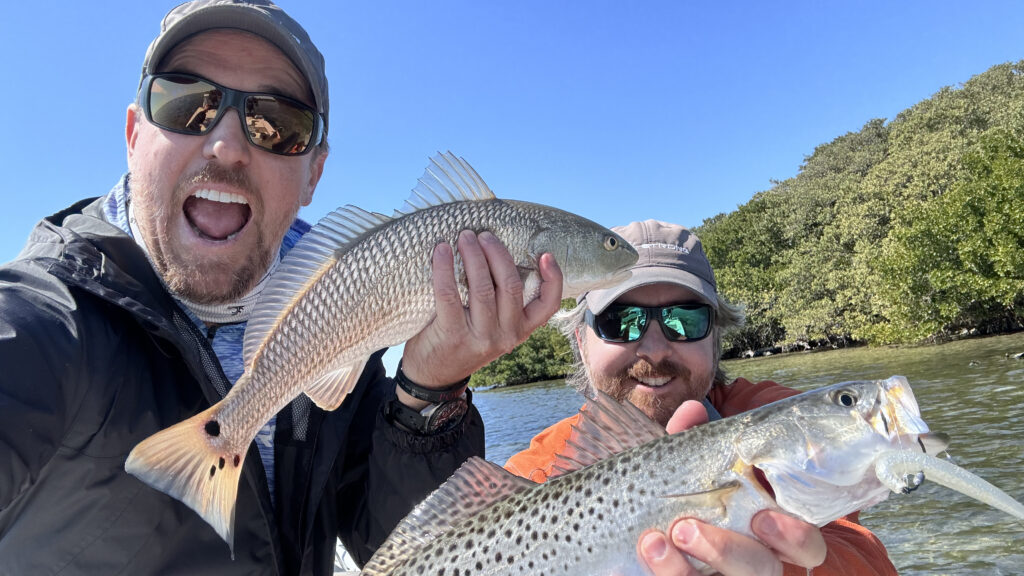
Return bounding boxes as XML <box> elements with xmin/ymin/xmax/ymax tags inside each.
<box><xmin>139</xmin><ymin>0</ymin><xmax>329</xmax><ymax>135</ymax></box>
<box><xmin>584</xmin><ymin>219</ymin><xmax>718</xmax><ymax>314</ymax></box>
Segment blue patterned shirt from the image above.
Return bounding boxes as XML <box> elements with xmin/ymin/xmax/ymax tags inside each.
<box><xmin>103</xmin><ymin>174</ymin><xmax>311</xmax><ymax>506</ymax></box>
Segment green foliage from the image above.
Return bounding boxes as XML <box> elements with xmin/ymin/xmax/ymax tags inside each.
<box><xmin>482</xmin><ymin>62</ymin><xmax>1024</xmax><ymax>374</ymax></box>
<box><xmin>871</xmin><ymin>128</ymin><xmax>1024</xmax><ymax>342</ymax></box>
<box><xmin>469</xmin><ymin>323</ymin><xmax>574</xmax><ymax>388</ymax></box>
<box><xmin>696</xmin><ymin>61</ymin><xmax>1024</xmax><ymax>350</ymax></box>
<box><xmin>469</xmin><ymin>299</ymin><xmax>577</xmax><ymax>388</ymax></box>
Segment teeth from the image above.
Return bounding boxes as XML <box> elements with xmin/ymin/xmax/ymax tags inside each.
<box><xmin>636</xmin><ymin>376</ymin><xmax>671</xmax><ymax>387</ymax></box>
<box><xmin>193</xmin><ymin>189</ymin><xmax>249</xmax><ymax>205</ymax></box>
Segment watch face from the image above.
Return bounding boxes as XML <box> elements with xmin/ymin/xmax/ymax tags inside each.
<box><xmin>425</xmin><ymin>398</ymin><xmax>469</xmax><ymax>432</ymax></box>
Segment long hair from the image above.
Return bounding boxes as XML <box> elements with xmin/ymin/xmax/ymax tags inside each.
<box><xmin>553</xmin><ymin>292</ymin><xmax>745</xmax><ymax>395</ymax></box>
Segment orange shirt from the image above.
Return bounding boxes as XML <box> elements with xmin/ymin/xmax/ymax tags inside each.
<box><xmin>504</xmin><ymin>378</ymin><xmax>898</xmax><ymax>576</ymax></box>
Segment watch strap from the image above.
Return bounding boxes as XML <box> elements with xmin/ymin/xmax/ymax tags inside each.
<box><xmin>394</xmin><ymin>360</ymin><xmax>470</xmax><ymax>403</ymax></box>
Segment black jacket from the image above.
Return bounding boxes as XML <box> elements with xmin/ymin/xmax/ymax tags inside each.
<box><xmin>0</xmin><ymin>197</ymin><xmax>484</xmax><ymax>575</ymax></box>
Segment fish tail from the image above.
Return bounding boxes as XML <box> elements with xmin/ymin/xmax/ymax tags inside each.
<box><xmin>125</xmin><ymin>404</ymin><xmax>245</xmax><ymax>555</ymax></box>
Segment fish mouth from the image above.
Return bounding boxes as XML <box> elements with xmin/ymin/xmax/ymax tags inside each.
<box><xmin>183</xmin><ymin>188</ymin><xmax>253</xmax><ymax>241</ymax></box>
<box><xmin>869</xmin><ymin>376</ymin><xmax>931</xmax><ymax>445</ymax></box>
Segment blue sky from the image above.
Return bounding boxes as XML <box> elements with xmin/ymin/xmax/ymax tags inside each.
<box><xmin>2</xmin><ymin>2</ymin><xmax>1022</xmax><ymax>265</ymax></box>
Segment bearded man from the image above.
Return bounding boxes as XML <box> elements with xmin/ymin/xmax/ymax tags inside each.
<box><xmin>505</xmin><ymin>220</ymin><xmax>897</xmax><ymax>576</ymax></box>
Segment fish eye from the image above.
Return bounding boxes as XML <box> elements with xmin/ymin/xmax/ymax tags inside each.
<box><xmin>834</xmin><ymin>390</ymin><xmax>858</xmax><ymax>408</ymax></box>
<box><xmin>603</xmin><ymin>235</ymin><xmax>618</xmax><ymax>251</ymax></box>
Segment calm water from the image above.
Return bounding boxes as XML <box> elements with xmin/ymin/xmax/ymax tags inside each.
<box><xmin>474</xmin><ymin>332</ymin><xmax>1024</xmax><ymax>576</ymax></box>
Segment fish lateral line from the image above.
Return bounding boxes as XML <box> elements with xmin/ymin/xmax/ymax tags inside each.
<box><xmin>658</xmin><ymin>479</ymin><xmax>743</xmax><ymax>501</ymax></box>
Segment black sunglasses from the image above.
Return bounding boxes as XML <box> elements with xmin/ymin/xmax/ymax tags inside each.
<box><xmin>585</xmin><ymin>303</ymin><xmax>715</xmax><ymax>343</ymax></box>
<box><xmin>138</xmin><ymin>73</ymin><xmax>324</xmax><ymax>156</ymax></box>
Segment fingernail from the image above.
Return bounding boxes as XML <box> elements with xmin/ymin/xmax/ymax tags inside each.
<box><xmin>754</xmin><ymin>513</ymin><xmax>779</xmax><ymax>538</ymax></box>
<box><xmin>641</xmin><ymin>533</ymin><xmax>668</xmax><ymax>560</ymax></box>
<box><xmin>672</xmin><ymin>520</ymin><xmax>697</xmax><ymax>545</ymax></box>
<box><xmin>478</xmin><ymin>231</ymin><xmax>497</xmax><ymax>244</ymax></box>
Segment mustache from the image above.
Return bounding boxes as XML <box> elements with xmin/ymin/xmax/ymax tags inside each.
<box><xmin>178</xmin><ymin>162</ymin><xmax>261</xmax><ymax>207</ymax></box>
<box><xmin>626</xmin><ymin>358</ymin><xmax>690</xmax><ymax>381</ymax></box>
<box><xmin>602</xmin><ymin>358</ymin><xmax>692</xmax><ymax>403</ymax></box>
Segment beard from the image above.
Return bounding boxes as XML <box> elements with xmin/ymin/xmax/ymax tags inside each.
<box><xmin>131</xmin><ymin>163</ymin><xmax>281</xmax><ymax>305</ymax></box>
<box><xmin>590</xmin><ymin>357</ymin><xmax>715</xmax><ymax>427</ymax></box>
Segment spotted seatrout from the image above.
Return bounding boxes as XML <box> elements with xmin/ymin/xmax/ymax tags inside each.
<box><xmin>361</xmin><ymin>376</ymin><xmax>1024</xmax><ymax>575</ymax></box>
<box><xmin>124</xmin><ymin>152</ymin><xmax>639</xmax><ymax>553</ymax></box>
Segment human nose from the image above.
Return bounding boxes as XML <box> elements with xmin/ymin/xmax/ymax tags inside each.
<box><xmin>202</xmin><ymin>108</ymin><xmax>252</xmax><ymax>166</ymax></box>
<box><xmin>634</xmin><ymin>317</ymin><xmax>673</xmax><ymax>364</ymax></box>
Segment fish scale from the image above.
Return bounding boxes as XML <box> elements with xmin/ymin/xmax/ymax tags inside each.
<box><xmin>361</xmin><ymin>376</ymin><xmax>1024</xmax><ymax>575</ymax></box>
<box><xmin>124</xmin><ymin>152</ymin><xmax>639</xmax><ymax>554</ymax></box>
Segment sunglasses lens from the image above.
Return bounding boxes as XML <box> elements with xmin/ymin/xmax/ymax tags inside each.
<box><xmin>243</xmin><ymin>95</ymin><xmax>316</xmax><ymax>155</ymax></box>
<box><xmin>661</xmin><ymin>305</ymin><xmax>712</xmax><ymax>341</ymax></box>
<box><xmin>594</xmin><ymin>306</ymin><xmax>647</xmax><ymax>342</ymax></box>
<box><xmin>145</xmin><ymin>74</ymin><xmax>318</xmax><ymax>155</ymax></box>
<box><xmin>148</xmin><ymin>75</ymin><xmax>222</xmax><ymax>134</ymax></box>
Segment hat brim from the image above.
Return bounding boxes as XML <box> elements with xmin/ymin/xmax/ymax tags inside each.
<box><xmin>584</xmin><ymin>266</ymin><xmax>718</xmax><ymax>314</ymax></box>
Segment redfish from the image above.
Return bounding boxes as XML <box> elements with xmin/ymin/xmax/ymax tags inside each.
<box><xmin>125</xmin><ymin>152</ymin><xmax>638</xmax><ymax>553</ymax></box>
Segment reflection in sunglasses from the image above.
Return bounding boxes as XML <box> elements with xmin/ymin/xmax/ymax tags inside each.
<box><xmin>140</xmin><ymin>73</ymin><xmax>322</xmax><ymax>156</ymax></box>
<box><xmin>586</xmin><ymin>303</ymin><xmax>714</xmax><ymax>343</ymax></box>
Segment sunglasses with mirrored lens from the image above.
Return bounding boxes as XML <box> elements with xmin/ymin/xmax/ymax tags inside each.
<box><xmin>585</xmin><ymin>303</ymin><xmax>714</xmax><ymax>343</ymax></box>
<box><xmin>139</xmin><ymin>73</ymin><xmax>323</xmax><ymax>156</ymax></box>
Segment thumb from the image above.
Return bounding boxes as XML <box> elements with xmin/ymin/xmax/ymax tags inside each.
<box><xmin>665</xmin><ymin>400</ymin><xmax>709</xmax><ymax>434</ymax></box>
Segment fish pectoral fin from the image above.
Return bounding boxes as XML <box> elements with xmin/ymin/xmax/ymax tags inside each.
<box><xmin>519</xmin><ymin>267</ymin><xmax>542</xmax><ymax>304</ymax></box>
<box><xmin>304</xmin><ymin>357</ymin><xmax>367</xmax><ymax>411</ymax></box>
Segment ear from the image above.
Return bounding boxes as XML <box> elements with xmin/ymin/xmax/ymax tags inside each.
<box><xmin>126</xmin><ymin>104</ymin><xmax>140</xmax><ymax>160</ymax></box>
<box><xmin>301</xmin><ymin>148</ymin><xmax>327</xmax><ymax>206</ymax></box>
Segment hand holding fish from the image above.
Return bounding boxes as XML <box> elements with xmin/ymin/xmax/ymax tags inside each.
<box><xmin>398</xmin><ymin>229</ymin><xmax>564</xmax><ymax>407</ymax></box>
<box><xmin>641</xmin><ymin>511</ymin><xmax>826</xmax><ymax>576</ymax></box>
<box><xmin>638</xmin><ymin>400</ymin><xmax>827</xmax><ymax>576</ymax></box>
<box><xmin>124</xmin><ymin>152</ymin><xmax>639</xmax><ymax>553</ymax></box>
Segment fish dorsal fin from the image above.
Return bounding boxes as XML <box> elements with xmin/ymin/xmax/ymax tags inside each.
<box><xmin>553</xmin><ymin>390</ymin><xmax>668</xmax><ymax>474</ymax></box>
<box><xmin>393</xmin><ymin>151</ymin><xmax>496</xmax><ymax>217</ymax></box>
<box><xmin>360</xmin><ymin>457</ymin><xmax>534</xmax><ymax>575</ymax></box>
<box><xmin>242</xmin><ymin>206</ymin><xmax>392</xmax><ymax>365</ymax></box>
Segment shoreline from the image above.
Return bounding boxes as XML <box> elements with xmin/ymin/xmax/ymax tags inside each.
<box><xmin>474</xmin><ymin>329</ymin><xmax>1024</xmax><ymax>391</ymax></box>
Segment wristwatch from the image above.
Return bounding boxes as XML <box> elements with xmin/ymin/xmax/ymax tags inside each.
<box><xmin>386</xmin><ymin>390</ymin><xmax>471</xmax><ymax>435</ymax></box>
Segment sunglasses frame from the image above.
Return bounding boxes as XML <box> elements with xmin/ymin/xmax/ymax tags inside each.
<box><xmin>138</xmin><ymin>72</ymin><xmax>324</xmax><ymax>156</ymax></box>
<box><xmin>585</xmin><ymin>303</ymin><xmax>715</xmax><ymax>343</ymax></box>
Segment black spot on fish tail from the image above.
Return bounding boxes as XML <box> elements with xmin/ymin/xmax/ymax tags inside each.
<box><xmin>218</xmin><ymin>457</ymin><xmax>225</xmax><ymax>470</ymax></box>
<box><xmin>209</xmin><ymin>465</ymin><xmax>216</xmax><ymax>478</ymax></box>
<box><xmin>233</xmin><ymin>454</ymin><xmax>241</xmax><ymax>467</ymax></box>
<box><xmin>205</xmin><ymin>420</ymin><xmax>220</xmax><ymax>437</ymax></box>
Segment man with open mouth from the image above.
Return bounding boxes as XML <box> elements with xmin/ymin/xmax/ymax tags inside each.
<box><xmin>0</xmin><ymin>1</ymin><xmax>562</xmax><ymax>574</ymax></box>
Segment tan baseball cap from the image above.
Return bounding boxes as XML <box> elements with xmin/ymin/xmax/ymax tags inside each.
<box><xmin>584</xmin><ymin>219</ymin><xmax>718</xmax><ymax>314</ymax></box>
<box><xmin>139</xmin><ymin>0</ymin><xmax>330</xmax><ymax>135</ymax></box>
